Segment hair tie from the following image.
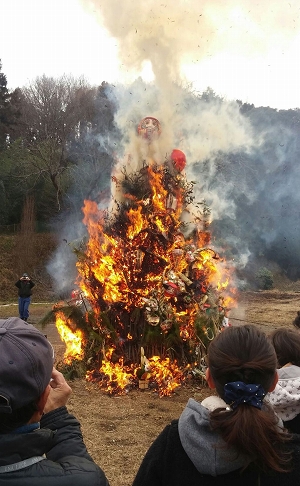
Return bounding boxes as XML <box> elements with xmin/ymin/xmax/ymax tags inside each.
<box><xmin>224</xmin><ymin>381</ymin><xmax>266</xmax><ymax>410</ymax></box>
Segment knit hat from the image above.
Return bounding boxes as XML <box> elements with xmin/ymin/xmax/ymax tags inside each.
<box><xmin>0</xmin><ymin>317</ymin><xmax>54</xmax><ymax>413</ymax></box>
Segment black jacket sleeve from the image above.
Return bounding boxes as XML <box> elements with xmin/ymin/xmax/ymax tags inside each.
<box><xmin>40</xmin><ymin>406</ymin><xmax>110</xmax><ymax>485</ymax></box>
<box><xmin>41</xmin><ymin>406</ymin><xmax>96</xmax><ymax>461</ymax></box>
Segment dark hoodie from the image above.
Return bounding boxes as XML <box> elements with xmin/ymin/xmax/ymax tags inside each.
<box><xmin>132</xmin><ymin>397</ymin><xmax>300</xmax><ymax>486</ymax></box>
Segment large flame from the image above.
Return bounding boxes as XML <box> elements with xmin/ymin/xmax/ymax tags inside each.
<box><xmin>55</xmin><ymin>152</ymin><xmax>236</xmax><ymax>396</ymax></box>
<box><xmin>55</xmin><ymin>311</ymin><xmax>85</xmax><ymax>364</ymax></box>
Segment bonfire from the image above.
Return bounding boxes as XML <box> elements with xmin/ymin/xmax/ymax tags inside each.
<box><xmin>44</xmin><ymin>117</ymin><xmax>236</xmax><ymax>396</ymax></box>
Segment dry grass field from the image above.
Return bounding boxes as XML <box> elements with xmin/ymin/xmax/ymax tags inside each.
<box><xmin>1</xmin><ymin>290</ymin><xmax>300</xmax><ymax>486</ymax></box>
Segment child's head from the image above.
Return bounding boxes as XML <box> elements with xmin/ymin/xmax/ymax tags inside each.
<box><xmin>270</xmin><ymin>327</ymin><xmax>300</xmax><ymax>367</ymax></box>
<box><xmin>207</xmin><ymin>324</ymin><xmax>277</xmax><ymax>400</ymax></box>
<box><xmin>293</xmin><ymin>311</ymin><xmax>300</xmax><ymax>329</ymax></box>
<box><xmin>207</xmin><ymin>325</ymin><xmax>290</xmax><ymax>473</ymax></box>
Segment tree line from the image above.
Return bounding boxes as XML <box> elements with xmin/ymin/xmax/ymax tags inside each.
<box><xmin>0</xmin><ymin>60</ymin><xmax>118</xmax><ymax>228</ymax></box>
<box><xmin>2</xmin><ymin>59</ymin><xmax>300</xmax><ymax>282</ymax></box>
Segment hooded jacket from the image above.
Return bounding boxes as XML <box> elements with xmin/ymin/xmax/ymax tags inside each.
<box><xmin>132</xmin><ymin>397</ymin><xmax>300</xmax><ymax>486</ymax></box>
<box><xmin>0</xmin><ymin>406</ymin><xmax>109</xmax><ymax>486</ymax></box>
<box><xmin>267</xmin><ymin>365</ymin><xmax>300</xmax><ymax>433</ymax></box>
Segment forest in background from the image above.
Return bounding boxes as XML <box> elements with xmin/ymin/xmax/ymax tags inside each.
<box><xmin>0</xmin><ymin>233</ymin><xmax>56</xmax><ymax>303</ymax></box>
<box><xmin>1</xmin><ymin>58</ymin><xmax>300</xmax><ymax>296</ymax></box>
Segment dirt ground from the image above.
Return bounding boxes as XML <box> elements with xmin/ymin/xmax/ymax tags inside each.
<box><xmin>1</xmin><ymin>290</ymin><xmax>300</xmax><ymax>486</ymax></box>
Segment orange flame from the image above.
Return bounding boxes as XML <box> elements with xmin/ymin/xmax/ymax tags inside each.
<box><xmin>148</xmin><ymin>356</ymin><xmax>184</xmax><ymax>396</ymax></box>
<box><xmin>58</xmin><ymin>158</ymin><xmax>237</xmax><ymax>396</ymax></box>
<box><xmin>55</xmin><ymin>311</ymin><xmax>84</xmax><ymax>364</ymax></box>
<box><xmin>85</xmin><ymin>353</ymin><xmax>185</xmax><ymax>397</ymax></box>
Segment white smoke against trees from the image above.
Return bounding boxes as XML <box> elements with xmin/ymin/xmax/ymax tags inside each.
<box><xmin>78</xmin><ymin>0</ymin><xmax>259</xmax><ymax>214</ymax></box>
<box><xmin>49</xmin><ymin>0</ymin><xmax>300</xmax><ymax>295</ymax></box>
<box><xmin>107</xmin><ymin>79</ymin><xmax>255</xmax><ymax>220</ymax></box>
<box><xmin>78</xmin><ymin>0</ymin><xmax>300</xmax><ymax>197</ymax></box>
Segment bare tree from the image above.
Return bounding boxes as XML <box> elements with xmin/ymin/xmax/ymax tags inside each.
<box><xmin>18</xmin><ymin>75</ymin><xmax>96</xmax><ymax>210</ymax></box>
<box><xmin>16</xmin><ymin>194</ymin><xmax>35</xmax><ymax>275</ymax></box>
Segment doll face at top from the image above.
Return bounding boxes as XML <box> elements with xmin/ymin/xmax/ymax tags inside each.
<box><xmin>138</xmin><ymin>117</ymin><xmax>161</xmax><ymax>141</ymax></box>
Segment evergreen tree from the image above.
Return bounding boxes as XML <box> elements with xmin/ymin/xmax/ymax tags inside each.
<box><xmin>0</xmin><ymin>61</ymin><xmax>22</xmax><ymax>148</ymax></box>
<box><xmin>0</xmin><ymin>60</ymin><xmax>10</xmax><ymax>147</ymax></box>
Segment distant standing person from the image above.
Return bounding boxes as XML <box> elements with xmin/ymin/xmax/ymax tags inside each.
<box><xmin>15</xmin><ymin>273</ymin><xmax>35</xmax><ymax>322</ymax></box>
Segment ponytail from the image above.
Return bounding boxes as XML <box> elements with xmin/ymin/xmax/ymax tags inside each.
<box><xmin>210</xmin><ymin>403</ymin><xmax>290</xmax><ymax>472</ymax></box>
<box><xmin>208</xmin><ymin>325</ymin><xmax>291</xmax><ymax>472</ymax></box>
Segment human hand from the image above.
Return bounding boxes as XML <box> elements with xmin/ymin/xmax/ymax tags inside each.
<box><xmin>43</xmin><ymin>367</ymin><xmax>72</xmax><ymax>414</ymax></box>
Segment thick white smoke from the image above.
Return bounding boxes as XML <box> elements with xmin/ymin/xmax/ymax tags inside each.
<box><xmin>80</xmin><ymin>0</ymin><xmax>300</xmax><ymax>81</ymax></box>
<box><xmin>48</xmin><ymin>0</ymin><xmax>300</xmax><ymax>294</ymax></box>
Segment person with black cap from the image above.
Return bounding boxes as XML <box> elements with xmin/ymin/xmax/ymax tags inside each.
<box><xmin>0</xmin><ymin>317</ymin><xmax>109</xmax><ymax>485</ymax></box>
<box><xmin>14</xmin><ymin>273</ymin><xmax>35</xmax><ymax>322</ymax></box>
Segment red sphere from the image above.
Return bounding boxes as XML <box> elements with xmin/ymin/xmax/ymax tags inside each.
<box><xmin>171</xmin><ymin>149</ymin><xmax>186</xmax><ymax>172</ymax></box>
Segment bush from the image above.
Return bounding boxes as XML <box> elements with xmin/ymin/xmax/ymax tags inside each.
<box><xmin>256</xmin><ymin>267</ymin><xmax>274</xmax><ymax>290</ymax></box>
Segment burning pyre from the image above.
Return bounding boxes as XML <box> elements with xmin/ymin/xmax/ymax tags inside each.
<box><xmin>52</xmin><ymin>117</ymin><xmax>236</xmax><ymax>396</ymax></box>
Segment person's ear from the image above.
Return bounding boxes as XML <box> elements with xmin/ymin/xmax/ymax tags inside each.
<box><xmin>206</xmin><ymin>368</ymin><xmax>216</xmax><ymax>389</ymax></box>
<box><xmin>36</xmin><ymin>385</ymin><xmax>51</xmax><ymax>414</ymax></box>
<box><xmin>268</xmin><ymin>371</ymin><xmax>278</xmax><ymax>392</ymax></box>
<box><xmin>28</xmin><ymin>385</ymin><xmax>51</xmax><ymax>424</ymax></box>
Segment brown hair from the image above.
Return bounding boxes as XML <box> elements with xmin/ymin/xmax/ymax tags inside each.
<box><xmin>293</xmin><ymin>311</ymin><xmax>300</xmax><ymax>329</ymax></box>
<box><xmin>208</xmin><ymin>325</ymin><xmax>290</xmax><ymax>472</ymax></box>
<box><xmin>270</xmin><ymin>327</ymin><xmax>300</xmax><ymax>367</ymax></box>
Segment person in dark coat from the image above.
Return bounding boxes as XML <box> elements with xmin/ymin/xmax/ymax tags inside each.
<box><xmin>0</xmin><ymin>317</ymin><xmax>109</xmax><ymax>486</ymax></box>
<box><xmin>15</xmin><ymin>273</ymin><xmax>35</xmax><ymax>322</ymax></box>
<box><xmin>132</xmin><ymin>325</ymin><xmax>300</xmax><ymax>486</ymax></box>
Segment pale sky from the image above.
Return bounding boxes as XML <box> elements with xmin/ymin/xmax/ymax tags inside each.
<box><xmin>1</xmin><ymin>0</ymin><xmax>300</xmax><ymax>109</ymax></box>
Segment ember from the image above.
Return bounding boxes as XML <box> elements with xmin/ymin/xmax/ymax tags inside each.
<box><xmin>53</xmin><ymin>116</ymin><xmax>236</xmax><ymax>396</ymax></box>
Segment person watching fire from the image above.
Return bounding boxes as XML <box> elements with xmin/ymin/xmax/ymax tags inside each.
<box><xmin>132</xmin><ymin>325</ymin><xmax>300</xmax><ymax>486</ymax></box>
<box><xmin>0</xmin><ymin>317</ymin><xmax>109</xmax><ymax>485</ymax></box>
<box><xmin>293</xmin><ymin>310</ymin><xmax>300</xmax><ymax>329</ymax></box>
<box><xmin>267</xmin><ymin>327</ymin><xmax>300</xmax><ymax>433</ymax></box>
<box><xmin>15</xmin><ymin>273</ymin><xmax>35</xmax><ymax>322</ymax></box>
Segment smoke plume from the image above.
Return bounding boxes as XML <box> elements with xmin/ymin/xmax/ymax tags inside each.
<box><xmin>48</xmin><ymin>0</ymin><xmax>300</xmax><ymax>294</ymax></box>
